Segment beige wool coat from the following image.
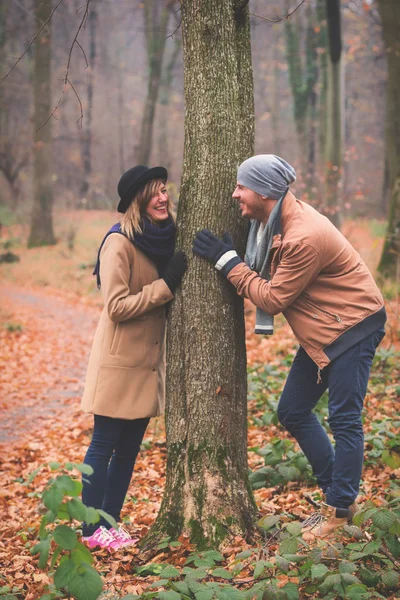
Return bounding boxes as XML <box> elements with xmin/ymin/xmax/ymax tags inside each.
<box><xmin>81</xmin><ymin>233</ymin><xmax>173</xmax><ymax>420</ymax></box>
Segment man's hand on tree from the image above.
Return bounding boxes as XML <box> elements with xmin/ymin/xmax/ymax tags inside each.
<box><xmin>192</xmin><ymin>229</ymin><xmax>235</xmax><ymax>264</ymax></box>
<box><xmin>193</xmin><ymin>229</ymin><xmax>242</xmax><ymax>276</ymax></box>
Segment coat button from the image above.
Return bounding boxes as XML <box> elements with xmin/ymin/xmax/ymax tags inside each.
<box><xmin>156</xmin><ymin>341</ymin><xmax>159</xmax><ymax>345</ymax></box>
<box><xmin>152</xmin><ymin>368</ymin><xmax>156</xmax><ymax>372</ymax></box>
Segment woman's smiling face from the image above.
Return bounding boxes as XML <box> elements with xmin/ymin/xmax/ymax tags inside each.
<box><xmin>145</xmin><ymin>182</ymin><xmax>169</xmax><ymax>222</ymax></box>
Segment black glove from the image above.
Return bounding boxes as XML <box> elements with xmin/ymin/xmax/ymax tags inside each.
<box><xmin>192</xmin><ymin>229</ymin><xmax>235</xmax><ymax>265</ymax></box>
<box><xmin>162</xmin><ymin>250</ymin><xmax>188</xmax><ymax>293</ymax></box>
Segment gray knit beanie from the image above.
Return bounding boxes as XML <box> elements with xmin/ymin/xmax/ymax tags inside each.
<box><xmin>237</xmin><ymin>154</ymin><xmax>296</xmax><ymax>200</ymax></box>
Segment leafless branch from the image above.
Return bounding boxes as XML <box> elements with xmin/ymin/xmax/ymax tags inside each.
<box><xmin>251</xmin><ymin>0</ymin><xmax>308</xmax><ymax>23</ymax></box>
<box><xmin>0</xmin><ymin>0</ymin><xmax>64</xmax><ymax>84</ymax></box>
<box><xmin>36</xmin><ymin>0</ymin><xmax>91</xmax><ymax>131</ymax></box>
<box><xmin>76</xmin><ymin>39</ymin><xmax>89</xmax><ymax>69</ymax></box>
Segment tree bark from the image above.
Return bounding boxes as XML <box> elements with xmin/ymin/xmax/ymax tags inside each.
<box><xmin>377</xmin><ymin>0</ymin><xmax>400</xmax><ymax>278</ymax></box>
<box><xmin>144</xmin><ymin>0</ymin><xmax>256</xmax><ymax>550</ymax></box>
<box><xmin>324</xmin><ymin>0</ymin><xmax>343</xmax><ymax>229</ymax></box>
<box><xmin>28</xmin><ymin>0</ymin><xmax>56</xmax><ymax>247</ymax></box>
<box><xmin>135</xmin><ymin>0</ymin><xmax>172</xmax><ymax>166</ymax></box>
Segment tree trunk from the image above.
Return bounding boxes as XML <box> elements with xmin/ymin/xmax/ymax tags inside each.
<box><xmin>80</xmin><ymin>6</ymin><xmax>97</xmax><ymax>201</ymax></box>
<box><xmin>28</xmin><ymin>0</ymin><xmax>56</xmax><ymax>247</ymax></box>
<box><xmin>377</xmin><ymin>0</ymin><xmax>400</xmax><ymax>278</ymax></box>
<box><xmin>135</xmin><ymin>1</ymin><xmax>172</xmax><ymax>165</ymax></box>
<box><xmin>324</xmin><ymin>0</ymin><xmax>343</xmax><ymax>229</ymax></box>
<box><xmin>144</xmin><ymin>0</ymin><xmax>256</xmax><ymax>550</ymax></box>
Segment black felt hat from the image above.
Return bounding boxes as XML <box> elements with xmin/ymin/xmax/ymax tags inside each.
<box><xmin>117</xmin><ymin>165</ymin><xmax>168</xmax><ymax>213</ymax></box>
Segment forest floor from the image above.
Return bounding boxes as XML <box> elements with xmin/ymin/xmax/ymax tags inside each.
<box><xmin>0</xmin><ymin>212</ymin><xmax>399</xmax><ymax>599</ymax></box>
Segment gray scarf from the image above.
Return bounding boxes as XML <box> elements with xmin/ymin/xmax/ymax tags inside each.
<box><xmin>244</xmin><ymin>194</ymin><xmax>285</xmax><ymax>335</ymax></box>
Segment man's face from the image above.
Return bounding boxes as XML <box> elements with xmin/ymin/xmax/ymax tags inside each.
<box><xmin>232</xmin><ymin>183</ymin><xmax>266</xmax><ymax>221</ymax></box>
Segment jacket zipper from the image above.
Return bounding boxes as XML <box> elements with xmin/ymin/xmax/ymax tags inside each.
<box><xmin>317</xmin><ymin>367</ymin><xmax>322</xmax><ymax>384</ymax></box>
<box><xmin>305</xmin><ymin>296</ymin><xmax>342</xmax><ymax>323</ymax></box>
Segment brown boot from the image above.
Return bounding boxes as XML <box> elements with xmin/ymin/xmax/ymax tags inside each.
<box><xmin>301</xmin><ymin>502</ymin><xmax>355</xmax><ymax>542</ymax></box>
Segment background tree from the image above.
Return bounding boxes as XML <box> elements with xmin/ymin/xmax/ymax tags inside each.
<box><xmin>145</xmin><ymin>0</ymin><xmax>256</xmax><ymax>549</ymax></box>
<box><xmin>285</xmin><ymin>1</ymin><xmax>318</xmax><ymax>187</ymax></box>
<box><xmin>135</xmin><ymin>0</ymin><xmax>175</xmax><ymax>165</ymax></box>
<box><xmin>377</xmin><ymin>0</ymin><xmax>400</xmax><ymax>278</ymax></box>
<box><xmin>28</xmin><ymin>0</ymin><xmax>56</xmax><ymax>247</ymax></box>
<box><xmin>79</xmin><ymin>4</ymin><xmax>97</xmax><ymax>202</ymax></box>
<box><xmin>324</xmin><ymin>0</ymin><xmax>343</xmax><ymax>229</ymax></box>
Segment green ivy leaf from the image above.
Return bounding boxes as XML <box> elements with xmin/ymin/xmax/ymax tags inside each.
<box><xmin>253</xmin><ymin>561</ymin><xmax>267</xmax><ymax>579</ymax></box>
<box><xmin>159</xmin><ymin>566</ymin><xmax>181</xmax><ymax>578</ymax></box>
<box><xmin>56</xmin><ymin>475</ymin><xmax>82</xmax><ymax>497</ymax></box>
<box><xmin>68</xmin><ymin>563</ymin><xmax>103</xmax><ymax>600</ymax></box>
<box><xmin>158</xmin><ymin>591</ymin><xmax>182</xmax><ymax>600</ymax></box>
<box><xmin>286</xmin><ymin>522</ymin><xmax>302</xmax><ymax>537</ymax></box>
<box><xmin>275</xmin><ymin>555</ymin><xmax>290</xmax><ymax>574</ymax></box>
<box><xmin>257</xmin><ymin>515</ymin><xmax>280</xmax><ymax>531</ymax></box>
<box><xmin>71</xmin><ymin>542</ymin><xmax>94</xmax><ymax>566</ymax></box>
<box><xmin>212</xmin><ymin>568</ymin><xmax>233</xmax><ymax>580</ymax></box>
<box><xmin>54</xmin><ymin>559</ymin><xmax>78</xmax><ymax>588</ymax></box>
<box><xmin>85</xmin><ymin>507</ymin><xmax>100</xmax><ymax>525</ymax></box>
<box><xmin>66</xmin><ymin>498</ymin><xmax>87</xmax><ymax>522</ymax></box>
<box><xmin>339</xmin><ymin>561</ymin><xmax>357</xmax><ymax>574</ymax></box>
<box><xmin>217</xmin><ymin>586</ymin><xmax>245</xmax><ymax>600</ymax></box>
<box><xmin>311</xmin><ymin>563</ymin><xmax>328</xmax><ymax>581</ymax></box>
<box><xmin>53</xmin><ymin>525</ymin><xmax>77</xmax><ymax>550</ymax></box>
<box><xmin>261</xmin><ymin>585</ymin><xmax>288</xmax><ymax>600</ymax></box>
<box><xmin>97</xmin><ymin>509</ymin><xmax>118</xmax><ymax>530</ymax></box>
<box><xmin>49</xmin><ymin>462</ymin><xmax>61</xmax><ymax>471</ymax></box>
<box><xmin>279</xmin><ymin>538</ymin><xmax>298</xmax><ymax>555</ymax></box>
<box><xmin>172</xmin><ymin>582</ymin><xmax>191</xmax><ymax>596</ymax></box>
<box><xmin>381</xmin><ymin>448</ymin><xmax>400</xmax><ymax>469</ymax></box>
<box><xmin>319</xmin><ymin>574</ymin><xmax>341</xmax><ymax>595</ymax></box>
<box><xmin>30</xmin><ymin>538</ymin><xmax>51</xmax><ymax>570</ymax></box>
<box><xmin>42</xmin><ymin>485</ymin><xmax>64</xmax><ymax>514</ymax></box>
<box><xmin>358</xmin><ymin>568</ymin><xmax>380</xmax><ymax>587</ymax></box>
<box><xmin>344</xmin><ymin>583</ymin><xmax>370</xmax><ymax>600</ymax></box>
<box><xmin>281</xmin><ymin>582</ymin><xmax>299</xmax><ymax>600</ymax></box>
<box><xmin>340</xmin><ymin>573</ymin><xmax>360</xmax><ymax>587</ymax></box>
<box><xmin>236</xmin><ymin>549</ymin><xmax>253</xmax><ymax>559</ymax></box>
<box><xmin>371</xmin><ymin>509</ymin><xmax>396</xmax><ymax>532</ymax></box>
<box><xmin>74</xmin><ymin>463</ymin><xmax>94</xmax><ymax>476</ymax></box>
<box><xmin>381</xmin><ymin>570</ymin><xmax>399</xmax><ymax>588</ymax></box>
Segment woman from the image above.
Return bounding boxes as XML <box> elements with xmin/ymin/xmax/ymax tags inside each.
<box><xmin>80</xmin><ymin>165</ymin><xmax>187</xmax><ymax>551</ymax></box>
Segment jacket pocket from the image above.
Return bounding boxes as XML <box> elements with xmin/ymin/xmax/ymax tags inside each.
<box><xmin>109</xmin><ymin>316</ymin><xmax>148</xmax><ymax>367</ymax></box>
<box><xmin>303</xmin><ymin>295</ymin><xmax>342</xmax><ymax>323</ymax></box>
<box><xmin>110</xmin><ymin>324</ymin><xmax>121</xmax><ymax>355</ymax></box>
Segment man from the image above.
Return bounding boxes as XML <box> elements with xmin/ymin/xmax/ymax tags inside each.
<box><xmin>193</xmin><ymin>154</ymin><xmax>386</xmax><ymax>541</ymax></box>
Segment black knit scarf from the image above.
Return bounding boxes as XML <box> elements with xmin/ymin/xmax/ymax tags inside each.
<box><xmin>93</xmin><ymin>216</ymin><xmax>176</xmax><ymax>289</ymax></box>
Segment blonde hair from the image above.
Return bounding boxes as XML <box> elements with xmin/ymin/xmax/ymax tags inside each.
<box><xmin>120</xmin><ymin>178</ymin><xmax>174</xmax><ymax>239</ymax></box>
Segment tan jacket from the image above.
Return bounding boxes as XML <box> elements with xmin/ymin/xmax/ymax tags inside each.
<box><xmin>228</xmin><ymin>192</ymin><xmax>385</xmax><ymax>369</ymax></box>
<box><xmin>81</xmin><ymin>233</ymin><xmax>173</xmax><ymax>419</ymax></box>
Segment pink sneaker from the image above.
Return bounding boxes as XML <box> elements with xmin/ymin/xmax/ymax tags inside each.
<box><xmin>82</xmin><ymin>526</ymin><xmax>120</xmax><ymax>551</ymax></box>
<box><xmin>110</xmin><ymin>526</ymin><xmax>139</xmax><ymax>548</ymax></box>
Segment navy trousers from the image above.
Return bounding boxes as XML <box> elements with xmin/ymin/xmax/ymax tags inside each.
<box><xmin>82</xmin><ymin>414</ymin><xmax>149</xmax><ymax>536</ymax></box>
<box><xmin>277</xmin><ymin>329</ymin><xmax>385</xmax><ymax>508</ymax></box>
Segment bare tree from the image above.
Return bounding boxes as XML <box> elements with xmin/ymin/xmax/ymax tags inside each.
<box><xmin>135</xmin><ymin>0</ymin><xmax>174</xmax><ymax>165</ymax></box>
<box><xmin>28</xmin><ymin>0</ymin><xmax>56</xmax><ymax>247</ymax></box>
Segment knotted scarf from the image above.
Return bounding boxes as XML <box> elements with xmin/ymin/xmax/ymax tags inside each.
<box><xmin>93</xmin><ymin>216</ymin><xmax>175</xmax><ymax>289</ymax></box>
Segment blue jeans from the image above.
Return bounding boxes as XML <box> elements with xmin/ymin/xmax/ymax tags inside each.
<box><xmin>82</xmin><ymin>415</ymin><xmax>149</xmax><ymax>536</ymax></box>
<box><xmin>277</xmin><ymin>329</ymin><xmax>385</xmax><ymax>508</ymax></box>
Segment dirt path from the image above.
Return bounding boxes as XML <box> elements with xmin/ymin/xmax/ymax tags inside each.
<box><xmin>0</xmin><ymin>283</ymin><xmax>100</xmax><ymax>443</ymax></box>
